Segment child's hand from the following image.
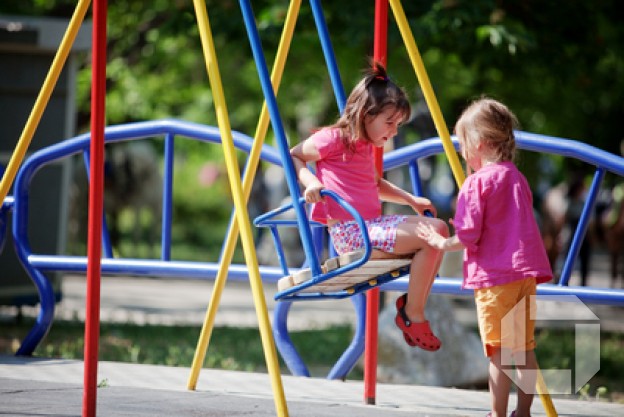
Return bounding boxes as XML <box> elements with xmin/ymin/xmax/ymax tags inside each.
<box><xmin>415</xmin><ymin>222</ymin><xmax>447</xmax><ymax>250</ymax></box>
<box><xmin>411</xmin><ymin>196</ymin><xmax>437</xmax><ymax>217</ymax></box>
<box><xmin>304</xmin><ymin>182</ymin><xmax>325</xmax><ymax>203</ymax></box>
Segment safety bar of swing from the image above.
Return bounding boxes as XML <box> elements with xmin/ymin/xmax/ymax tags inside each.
<box><xmin>254</xmin><ymin>203</ymin><xmax>325</xmax><ymax>229</ymax></box>
<box><xmin>257</xmin><ymin>189</ymin><xmax>375</xmax><ymax>300</ymax></box>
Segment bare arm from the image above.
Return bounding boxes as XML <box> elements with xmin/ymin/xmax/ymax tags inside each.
<box><xmin>378</xmin><ymin>177</ymin><xmax>437</xmax><ymax>217</ymax></box>
<box><xmin>416</xmin><ymin>222</ymin><xmax>465</xmax><ymax>252</ymax></box>
<box><xmin>290</xmin><ymin>139</ymin><xmax>325</xmax><ymax>203</ymax></box>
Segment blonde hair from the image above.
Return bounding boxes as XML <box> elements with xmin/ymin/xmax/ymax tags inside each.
<box><xmin>331</xmin><ymin>61</ymin><xmax>411</xmax><ymax>152</ymax></box>
<box><xmin>454</xmin><ymin>97</ymin><xmax>518</xmax><ymax>172</ymax></box>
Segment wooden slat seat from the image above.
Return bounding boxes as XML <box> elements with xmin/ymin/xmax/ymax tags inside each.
<box><xmin>277</xmin><ymin>250</ymin><xmax>411</xmax><ymax>295</ymax></box>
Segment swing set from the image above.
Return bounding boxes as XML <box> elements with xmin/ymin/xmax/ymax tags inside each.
<box><xmin>4</xmin><ymin>1</ymin><xmax>624</xmax><ymax>417</ymax></box>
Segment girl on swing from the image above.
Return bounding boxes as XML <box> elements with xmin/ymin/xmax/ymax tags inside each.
<box><xmin>290</xmin><ymin>62</ymin><xmax>448</xmax><ymax>351</ymax></box>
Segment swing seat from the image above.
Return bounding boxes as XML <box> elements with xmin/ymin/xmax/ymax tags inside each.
<box><xmin>254</xmin><ymin>190</ymin><xmax>413</xmax><ymax>301</ymax></box>
<box><xmin>277</xmin><ymin>250</ymin><xmax>411</xmax><ymax>294</ymax></box>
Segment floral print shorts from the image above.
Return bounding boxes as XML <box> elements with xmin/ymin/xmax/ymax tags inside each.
<box><xmin>328</xmin><ymin>214</ymin><xmax>408</xmax><ymax>255</ymax></box>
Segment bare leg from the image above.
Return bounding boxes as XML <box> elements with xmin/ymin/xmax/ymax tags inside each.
<box><xmin>393</xmin><ymin>216</ymin><xmax>448</xmax><ymax>322</ymax></box>
<box><xmin>512</xmin><ymin>350</ymin><xmax>537</xmax><ymax>417</ymax></box>
<box><xmin>489</xmin><ymin>348</ymin><xmax>512</xmax><ymax>417</ymax></box>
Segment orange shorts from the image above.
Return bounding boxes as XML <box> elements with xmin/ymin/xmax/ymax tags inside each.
<box><xmin>474</xmin><ymin>278</ymin><xmax>538</xmax><ymax>357</ymax></box>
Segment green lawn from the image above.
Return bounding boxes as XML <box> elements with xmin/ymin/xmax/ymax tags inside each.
<box><xmin>1</xmin><ymin>318</ymin><xmax>359</xmax><ymax>378</ymax></box>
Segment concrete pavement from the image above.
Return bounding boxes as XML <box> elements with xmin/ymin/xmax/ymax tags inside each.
<box><xmin>2</xmin><ymin>354</ymin><xmax>624</xmax><ymax>417</ymax></box>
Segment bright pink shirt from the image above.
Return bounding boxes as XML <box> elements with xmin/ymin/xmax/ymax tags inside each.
<box><xmin>454</xmin><ymin>161</ymin><xmax>553</xmax><ymax>289</ymax></box>
<box><xmin>309</xmin><ymin>128</ymin><xmax>381</xmax><ymax>223</ymax></box>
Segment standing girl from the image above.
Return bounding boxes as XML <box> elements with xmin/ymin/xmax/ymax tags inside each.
<box><xmin>416</xmin><ymin>97</ymin><xmax>553</xmax><ymax>417</ymax></box>
<box><xmin>290</xmin><ymin>62</ymin><xmax>448</xmax><ymax>351</ymax></box>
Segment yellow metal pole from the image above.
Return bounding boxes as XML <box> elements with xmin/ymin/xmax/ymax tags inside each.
<box><xmin>388</xmin><ymin>0</ymin><xmax>465</xmax><ymax>188</ymax></box>
<box><xmin>187</xmin><ymin>0</ymin><xmax>301</xmax><ymax>391</ymax></box>
<box><xmin>191</xmin><ymin>1</ymin><xmax>288</xmax><ymax>416</ymax></box>
<box><xmin>536</xmin><ymin>368</ymin><xmax>559</xmax><ymax>417</ymax></box>
<box><xmin>0</xmin><ymin>0</ymin><xmax>91</xmax><ymax>203</ymax></box>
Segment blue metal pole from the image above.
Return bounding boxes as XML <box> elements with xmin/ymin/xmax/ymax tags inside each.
<box><xmin>558</xmin><ymin>167</ymin><xmax>605</xmax><ymax>286</ymax></box>
<box><xmin>327</xmin><ymin>293</ymin><xmax>366</xmax><ymax>379</ymax></box>
<box><xmin>83</xmin><ymin>151</ymin><xmax>114</xmax><ymax>259</ymax></box>
<box><xmin>309</xmin><ymin>0</ymin><xmax>346</xmax><ymax>112</ymax></box>
<box><xmin>161</xmin><ymin>132</ymin><xmax>175</xmax><ymax>260</ymax></box>
<box><xmin>238</xmin><ymin>0</ymin><xmax>321</xmax><ymax>276</ymax></box>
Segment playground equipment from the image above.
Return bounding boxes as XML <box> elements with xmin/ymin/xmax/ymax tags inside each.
<box><xmin>1</xmin><ymin>0</ymin><xmax>292</xmax><ymax>416</ymax></box>
<box><xmin>6</xmin><ymin>119</ymin><xmax>286</xmax><ymax>356</ymax></box>
<box><xmin>266</xmin><ymin>130</ymin><xmax>624</xmax><ymax>360</ymax></box>
<box><xmin>7</xmin><ymin>122</ymin><xmax>624</xmax><ymax>355</ymax></box>
<box><xmin>3</xmin><ymin>1</ymin><xmax>624</xmax><ymax>417</ymax></box>
<box><xmin>229</xmin><ymin>0</ymin><xmax>620</xmax><ymax>414</ymax></box>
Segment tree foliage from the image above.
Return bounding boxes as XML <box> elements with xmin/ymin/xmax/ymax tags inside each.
<box><xmin>3</xmin><ymin>1</ymin><xmax>623</xmax><ymax>258</ymax></box>
<box><xmin>5</xmin><ymin>0</ymin><xmax>622</xmax><ymax>150</ymax></box>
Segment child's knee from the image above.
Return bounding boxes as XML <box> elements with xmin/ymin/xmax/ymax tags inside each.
<box><xmin>432</xmin><ymin>219</ymin><xmax>450</xmax><ymax>238</ymax></box>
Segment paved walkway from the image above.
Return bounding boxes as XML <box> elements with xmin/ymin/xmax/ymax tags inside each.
<box><xmin>1</xmin><ymin>354</ymin><xmax>623</xmax><ymax>417</ymax></box>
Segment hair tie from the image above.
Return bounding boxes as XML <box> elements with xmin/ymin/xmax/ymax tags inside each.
<box><xmin>375</xmin><ymin>75</ymin><xmax>389</xmax><ymax>82</ymax></box>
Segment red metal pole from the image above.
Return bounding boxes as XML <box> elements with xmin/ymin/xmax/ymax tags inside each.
<box><xmin>364</xmin><ymin>0</ymin><xmax>388</xmax><ymax>406</ymax></box>
<box><xmin>83</xmin><ymin>0</ymin><xmax>107</xmax><ymax>415</ymax></box>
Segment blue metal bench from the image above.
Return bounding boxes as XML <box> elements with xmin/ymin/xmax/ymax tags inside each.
<box><xmin>4</xmin><ymin>119</ymin><xmax>624</xmax><ymax>383</ymax></box>
<box><xmin>5</xmin><ymin>118</ymin><xmax>286</xmax><ymax>356</ymax></box>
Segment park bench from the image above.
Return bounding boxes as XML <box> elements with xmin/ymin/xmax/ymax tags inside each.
<box><xmin>1</xmin><ymin>119</ymin><xmax>286</xmax><ymax>356</ymax></box>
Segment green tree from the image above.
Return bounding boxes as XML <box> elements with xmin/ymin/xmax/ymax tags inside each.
<box><xmin>7</xmin><ymin>1</ymin><xmax>623</xmax><ymax>151</ymax></box>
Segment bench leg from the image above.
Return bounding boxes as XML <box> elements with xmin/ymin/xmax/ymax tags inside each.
<box><xmin>273</xmin><ymin>293</ymin><xmax>367</xmax><ymax>380</ymax></box>
<box><xmin>273</xmin><ymin>300</ymin><xmax>310</xmax><ymax>377</ymax></box>
<box><xmin>16</xmin><ymin>269</ymin><xmax>55</xmax><ymax>356</ymax></box>
<box><xmin>327</xmin><ymin>293</ymin><xmax>366</xmax><ymax>380</ymax></box>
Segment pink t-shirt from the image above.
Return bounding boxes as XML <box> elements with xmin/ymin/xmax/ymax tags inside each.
<box><xmin>309</xmin><ymin>128</ymin><xmax>381</xmax><ymax>223</ymax></box>
<box><xmin>454</xmin><ymin>161</ymin><xmax>553</xmax><ymax>289</ymax></box>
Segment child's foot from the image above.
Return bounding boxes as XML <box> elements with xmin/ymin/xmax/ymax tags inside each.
<box><xmin>394</xmin><ymin>293</ymin><xmax>441</xmax><ymax>351</ymax></box>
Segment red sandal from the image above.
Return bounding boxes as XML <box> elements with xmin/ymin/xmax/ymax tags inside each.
<box><xmin>395</xmin><ymin>293</ymin><xmax>441</xmax><ymax>351</ymax></box>
<box><xmin>395</xmin><ymin>294</ymin><xmax>416</xmax><ymax>347</ymax></box>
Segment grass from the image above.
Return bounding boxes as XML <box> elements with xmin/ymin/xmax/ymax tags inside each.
<box><xmin>534</xmin><ymin>327</ymin><xmax>624</xmax><ymax>402</ymax></box>
<box><xmin>2</xmin><ymin>318</ymin><xmax>623</xmax><ymax>402</ymax></box>
<box><xmin>0</xmin><ymin>318</ymin><xmax>360</xmax><ymax>378</ymax></box>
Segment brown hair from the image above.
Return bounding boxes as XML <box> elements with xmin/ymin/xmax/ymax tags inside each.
<box><xmin>331</xmin><ymin>61</ymin><xmax>411</xmax><ymax>151</ymax></box>
<box><xmin>454</xmin><ymin>97</ymin><xmax>518</xmax><ymax>171</ymax></box>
